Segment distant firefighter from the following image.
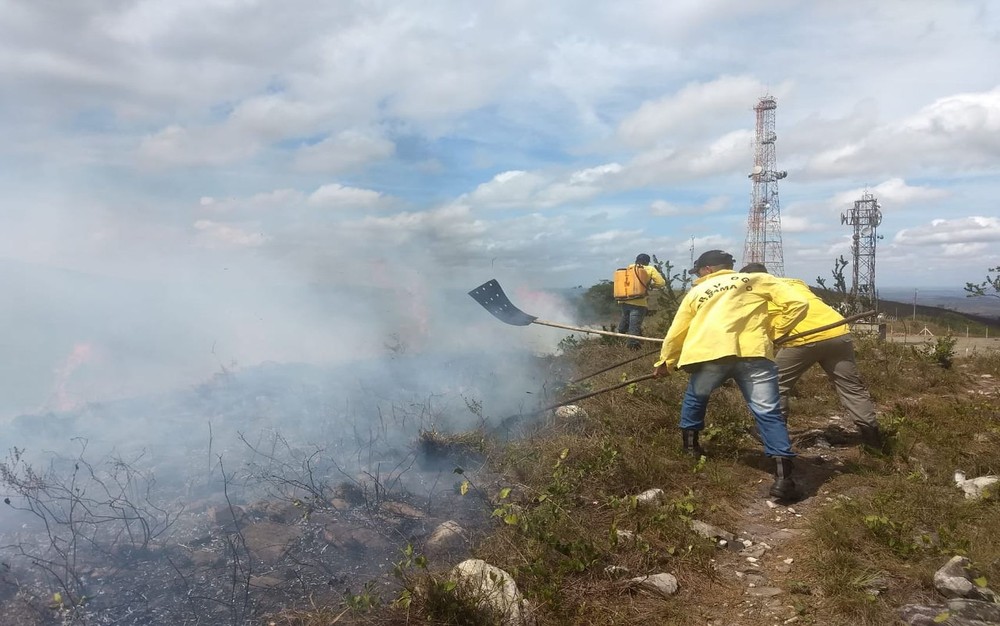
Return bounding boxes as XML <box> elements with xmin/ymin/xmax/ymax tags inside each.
<box><xmin>613</xmin><ymin>253</ymin><xmax>665</xmax><ymax>350</ymax></box>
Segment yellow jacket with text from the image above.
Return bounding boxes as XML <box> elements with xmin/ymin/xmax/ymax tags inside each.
<box><xmin>655</xmin><ymin>270</ymin><xmax>809</xmax><ymax>369</ymax></box>
<box><xmin>769</xmin><ymin>278</ymin><xmax>849</xmax><ymax>347</ymax></box>
<box><xmin>619</xmin><ymin>264</ymin><xmax>666</xmax><ymax>308</ymax></box>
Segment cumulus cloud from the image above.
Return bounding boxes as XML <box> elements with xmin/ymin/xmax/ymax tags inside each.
<box><xmin>307</xmin><ymin>183</ymin><xmax>386</xmax><ymax>209</ymax></box>
<box><xmin>462</xmin><ymin>163</ymin><xmax>623</xmax><ymax>210</ymax></box>
<box><xmin>894</xmin><ymin>216</ymin><xmax>1000</xmax><ymax>246</ymax></box>
<box><xmin>138</xmin><ymin>124</ymin><xmax>260</xmax><ymax>167</ymax></box>
<box><xmin>585</xmin><ymin>229</ymin><xmax>644</xmax><ymax>244</ymax></box>
<box><xmin>676</xmin><ymin>234</ymin><xmax>735</xmax><ymax>259</ymax></box>
<box><xmin>623</xmin><ymin>128</ymin><xmax>754</xmax><ymax>186</ymax></box>
<box><xmin>193</xmin><ymin>219</ymin><xmax>269</xmax><ymax>248</ymax></box>
<box><xmin>940</xmin><ymin>242</ymin><xmax>991</xmax><ymax>257</ymax></box>
<box><xmin>294</xmin><ymin>130</ymin><xmax>396</xmax><ymax>173</ymax></box>
<box><xmin>806</xmin><ymin>87</ymin><xmax>1000</xmax><ymax>178</ymax></box>
<box><xmin>831</xmin><ymin>178</ymin><xmax>948</xmax><ymax>210</ymax></box>
<box><xmin>465</xmin><ymin>171</ymin><xmax>547</xmax><ymax>208</ymax></box>
<box><xmin>650</xmin><ymin>195</ymin><xmax>729</xmax><ymax>216</ymax></box>
<box><xmin>617</xmin><ymin>76</ymin><xmax>791</xmax><ymax>148</ymax></box>
<box><xmin>200</xmin><ymin>189</ymin><xmax>305</xmax><ymax>213</ymax></box>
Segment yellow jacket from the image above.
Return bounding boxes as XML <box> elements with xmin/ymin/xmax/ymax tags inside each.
<box><xmin>619</xmin><ymin>264</ymin><xmax>666</xmax><ymax>308</ymax></box>
<box><xmin>770</xmin><ymin>279</ymin><xmax>849</xmax><ymax>347</ymax></box>
<box><xmin>655</xmin><ymin>270</ymin><xmax>808</xmax><ymax>369</ymax></box>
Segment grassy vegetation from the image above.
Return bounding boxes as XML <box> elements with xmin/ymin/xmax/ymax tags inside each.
<box><xmin>267</xmin><ymin>315</ymin><xmax>1000</xmax><ymax>625</ymax></box>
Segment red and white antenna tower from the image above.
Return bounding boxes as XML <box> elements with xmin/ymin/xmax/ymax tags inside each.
<box><xmin>742</xmin><ymin>95</ymin><xmax>787</xmax><ymax>275</ymax></box>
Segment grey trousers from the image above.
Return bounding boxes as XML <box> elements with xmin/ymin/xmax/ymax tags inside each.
<box><xmin>775</xmin><ymin>334</ymin><xmax>877</xmax><ymax>427</ymax></box>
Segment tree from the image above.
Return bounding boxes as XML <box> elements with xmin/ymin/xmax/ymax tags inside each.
<box><xmin>578</xmin><ymin>280</ymin><xmax>616</xmax><ymax>322</ymax></box>
<box><xmin>814</xmin><ymin>256</ymin><xmax>851</xmax><ymax>309</ymax></box>
<box><xmin>815</xmin><ymin>255</ymin><xmax>849</xmax><ymax>295</ymax></box>
<box><xmin>964</xmin><ymin>267</ymin><xmax>1000</xmax><ymax>299</ymax></box>
<box><xmin>831</xmin><ymin>255</ymin><xmax>849</xmax><ymax>295</ymax></box>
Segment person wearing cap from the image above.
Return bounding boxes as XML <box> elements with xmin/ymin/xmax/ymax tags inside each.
<box><xmin>739</xmin><ymin>263</ymin><xmax>885</xmax><ymax>449</ymax></box>
<box><xmin>653</xmin><ymin>250</ymin><xmax>809</xmax><ymax>500</ymax></box>
<box><xmin>616</xmin><ymin>253</ymin><xmax>666</xmax><ymax>350</ymax></box>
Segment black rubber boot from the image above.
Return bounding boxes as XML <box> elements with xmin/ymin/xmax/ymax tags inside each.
<box><xmin>856</xmin><ymin>423</ymin><xmax>886</xmax><ymax>452</ymax></box>
<box><xmin>769</xmin><ymin>457</ymin><xmax>796</xmax><ymax>501</ymax></box>
<box><xmin>682</xmin><ymin>429</ymin><xmax>704</xmax><ymax>458</ymax></box>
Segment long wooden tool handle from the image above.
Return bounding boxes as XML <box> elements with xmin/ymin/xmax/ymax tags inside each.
<box><xmin>774</xmin><ymin>310</ymin><xmax>876</xmax><ymax>346</ymax></box>
<box><xmin>571</xmin><ymin>348</ymin><xmax>661</xmax><ymax>383</ymax></box>
<box><xmin>532</xmin><ymin>319</ymin><xmax>663</xmax><ymax>343</ymax></box>
<box><xmin>539</xmin><ymin>373</ymin><xmax>658</xmax><ymax>413</ymax></box>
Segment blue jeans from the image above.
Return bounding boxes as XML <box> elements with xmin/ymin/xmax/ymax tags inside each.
<box><xmin>617</xmin><ymin>304</ymin><xmax>646</xmax><ymax>349</ymax></box>
<box><xmin>679</xmin><ymin>357</ymin><xmax>794</xmax><ymax>458</ymax></box>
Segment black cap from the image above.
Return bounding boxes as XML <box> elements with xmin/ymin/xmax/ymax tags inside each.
<box><xmin>740</xmin><ymin>263</ymin><xmax>768</xmax><ymax>273</ymax></box>
<box><xmin>636</xmin><ymin>253</ymin><xmax>651</xmax><ymax>265</ymax></box>
<box><xmin>689</xmin><ymin>250</ymin><xmax>735</xmax><ymax>275</ymax></box>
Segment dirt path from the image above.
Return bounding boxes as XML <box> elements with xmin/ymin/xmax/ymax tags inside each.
<box><xmin>694</xmin><ymin>368</ymin><xmax>1000</xmax><ymax>626</ymax></box>
<box><xmin>694</xmin><ymin>414</ymin><xmax>870</xmax><ymax>626</ymax></box>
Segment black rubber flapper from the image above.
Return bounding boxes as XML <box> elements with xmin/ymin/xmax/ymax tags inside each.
<box><xmin>468</xmin><ymin>280</ymin><xmax>538</xmax><ymax>326</ymax></box>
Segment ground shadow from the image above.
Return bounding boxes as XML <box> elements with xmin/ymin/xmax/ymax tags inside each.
<box><xmin>735</xmin><ymin>448</ymin><xmax>848</xmax><ymax>504</ymax></box>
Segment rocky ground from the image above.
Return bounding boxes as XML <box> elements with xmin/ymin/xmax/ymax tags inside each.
<box><xmin>671</xmin><ymin>373</ymin><xmax>1000</xmax><ymax>626</ymax></box>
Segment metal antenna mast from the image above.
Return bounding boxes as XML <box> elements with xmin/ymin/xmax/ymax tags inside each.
<box><xmin>742</xmin><ymin>95</ymin><xmax>787</xmax><ymax>275</ymax></box>
<box><xmin>840</xmin><ymin>191</ymin><xmax>883</xmax><ymax>313</ymax></box>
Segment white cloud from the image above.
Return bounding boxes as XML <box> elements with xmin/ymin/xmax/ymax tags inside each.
<box><xmin>138</xmin><ymin>124</ymin><xmax>259</xmax><ymax>167</ymax></box>
<box><xmin>894</xmin><ymin>216</ymin><xmax>1000</xmax><ymax>246</ymax></box>
<box><xmin>307</xmin><ymin>183</ymin><xmax>386</xmax><ymax>209</ymax></box>
<box><xmin>294</xmin><ymin>131</ymin><xmax>396</xmax><ymax>173</ymax></box>
<box><xmin>618</xmin><ymin>76</ymin><xmax>790</xmax><ymax>148</ymax></box>
<box><xmin>465</xmin><ymin>171</ymin><xmax>547</xmax><ymax>208</ymax></box>
<box><xmin>650</xmin><ymin>195</ymin><xmax>729</xmax><ymax>217</ymax></box>
<box><xmin>622</xmin><ymin>129</ymin><xmax>754</xmax><ymax>186</ymax></box>
<box><xmin>193</xmin><ymin>219</ymin><xmax>269</xmax><ymax>248</ymax></box>
<box><xmin>941</xmin><ymin>242</ymin><xmax>991</xmax><ymax>257</ymax></box>
<box><xmin>200</xmin><ymin>189</ymin><xmax>305</xmax><ymax>213</ymax></box>
<box><xmin>585</xmin><ymin>229</ymin><xmax>644</xmax><ymax>244</ymax></box>
<box><xmin>778</xmin><ymin>214</ymin><xmax>824</xmax><ymax>234</ymax></box>
<box><xmin>831</xmin><ymin>178</ymin><xmax>949</xmax><ymax>211</ymax></box>
<box><xmin>463</xmin><ymin>163</ymin><xmax>623</xmax><ymax>210</ymax></box>
<box><xmin>806</xmin><ymin>87</ymin><xmax>1000</xmax><ymax>178</ymax></box>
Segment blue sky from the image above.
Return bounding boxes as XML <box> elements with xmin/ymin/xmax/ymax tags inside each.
<box><xmin>1</xmin><ymin>0</ymin><xmax>999</xmax><ymax>415</ymax></box>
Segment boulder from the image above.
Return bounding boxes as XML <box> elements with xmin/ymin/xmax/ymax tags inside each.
<box><xmin>241</xmin><ymin>521</ymin><xmax>304</xmax><ymax>564</ymax></box>
<box><xmin>425</xmin><ymin>520</ymin><xmax>467</xmax><ymax>558</ymax></box>
<box><xmin>450</xmin><ymin>559</ymin><xmax>531</xmax><ymax>625</ymax></box>
<box><xmin>628</xmin><ymin>573</ymin><xmax>679</xmax><ymax>598</ymax></box>
<box><xmin>635</xmin><ymin>488</ymin><xmax>666</xmax><ymax>507</ymax></box>
<box><xmin>934</xmin><ymin>556</ymin><xmax>998</xmax><ymax>602</ymax></box>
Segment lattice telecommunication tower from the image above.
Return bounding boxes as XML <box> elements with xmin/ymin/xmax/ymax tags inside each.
<box><xmin>742</xmin><ymin>95</ymin><xmax>787</xmax><ymax>276</ymax></box>
<box><xmin>841</xmin><ymin>191</ymin><xmax>883</xmax><ymax>313</ymax></box>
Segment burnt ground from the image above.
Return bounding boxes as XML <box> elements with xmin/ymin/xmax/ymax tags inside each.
<box><xmin>0</xmin><ymin>452</ymin><xmax>498</xmax><ymax>626</ymax></box>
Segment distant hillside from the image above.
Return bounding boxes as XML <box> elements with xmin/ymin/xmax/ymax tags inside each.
<box><xmin>879</xmin><ymin>287</ymin><xmax>1000</xmax><ymax>317</ymax></box>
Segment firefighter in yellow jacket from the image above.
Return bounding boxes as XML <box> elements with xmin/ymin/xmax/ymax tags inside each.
<box><xmin>616</xmin><ymin>254</ymin><xmax>666</xmax><ymax>350</ymax></box>
<box><xmin>740</xmin><ymin>263</ymin><xmax>885</xmax><ymax>449</ymax></box>
<box><xmin>653</xmin><ymin>250</ymin><xmax>809</xmax><ymax>500</ymax></box>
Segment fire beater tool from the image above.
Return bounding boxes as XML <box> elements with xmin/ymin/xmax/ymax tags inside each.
<box><xmin>468</xmin><ymin>279</ymin><xmax>662</xmax><ymax>344</ymax></box>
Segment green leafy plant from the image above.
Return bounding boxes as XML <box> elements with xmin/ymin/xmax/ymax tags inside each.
<box><xmin>918</xmin><ymin>335</ymin><xmax>958</xmax><ymax>369</ymax></box>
